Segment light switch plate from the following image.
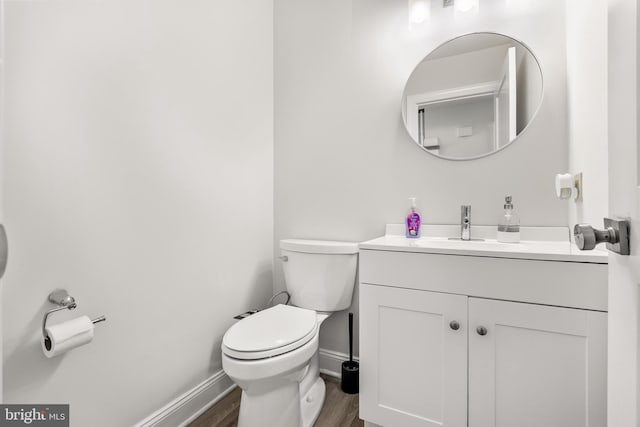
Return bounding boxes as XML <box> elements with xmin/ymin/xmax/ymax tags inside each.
<box><xmin>457</xmin><ymin>126</ymin><xmax>473</xmax><ymax>137</ymax></box>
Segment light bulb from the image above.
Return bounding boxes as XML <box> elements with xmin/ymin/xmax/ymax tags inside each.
<box><xmin>409</xmin><ymin>0</ymin><xmax>429</xmax><ymax>24</ymax></box>
<box><xmin>455</xmin><ymin>0</ymin><xmax>478</xmax><ymax>13</ymax></box>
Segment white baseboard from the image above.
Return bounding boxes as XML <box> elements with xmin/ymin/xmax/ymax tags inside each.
<box><xmin>318</xmin><ymin>348</ymin><xmax>359</xmax><ymax>379</ymax></box>
<box><xmin>134</xmin><ymin>370</ymin><xmax>235</xmax><ymax>427</ymax></box>
<box><xmin>134</xmin><ymin>347</ymin><xmax>355</xmax><ymax>427</ymax></box>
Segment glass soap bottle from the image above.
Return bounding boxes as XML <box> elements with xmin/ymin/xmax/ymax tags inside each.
<box><xmin>497</xmin><ymin>195</ymin><xmax>520</xmax><ymax>243</ymax></box>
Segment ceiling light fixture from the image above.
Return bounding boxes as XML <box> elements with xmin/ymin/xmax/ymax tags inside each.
<box><xmin>454</xmin><ymin>0</ymin><xmax>479</xmax><ymax>13</ymax></box>
<box><xmin>409</xmin><ymin>0</ymin><xmax>431</xmax><ymax>24</ymax></box>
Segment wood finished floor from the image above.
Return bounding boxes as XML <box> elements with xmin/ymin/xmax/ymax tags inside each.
<box><xmin>189</xmin><ymin>374</ymin><xmax>363</xmax><ymax>427</ymax></box>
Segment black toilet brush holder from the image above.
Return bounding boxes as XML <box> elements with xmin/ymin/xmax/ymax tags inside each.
<box><xmin>341</xmin><ymin>312</ymin><xmax>359</xmax><ymax>394</ymax></box>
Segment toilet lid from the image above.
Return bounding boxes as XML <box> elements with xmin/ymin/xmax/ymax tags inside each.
<box><xmin>222</xmin><ymin>304</ymin><xmax>318</xmax><ymax>359</ymax></box>
<box><xmin>280</xmin><ymin>239</ymin><xmax>359</xmax><ymax>254</ymax></box>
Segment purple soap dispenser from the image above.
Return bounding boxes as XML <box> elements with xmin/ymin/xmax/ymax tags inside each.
<box><xmin>406</xmin><ymin>197</ymin><xmax>421</xmax><ymax>238</ymax></box>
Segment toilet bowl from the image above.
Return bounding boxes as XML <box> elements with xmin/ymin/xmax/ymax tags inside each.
<box><xmin>221</xmin><ymin>239</ymin><xmax>358</xmax><ymax>427</ymax></box>
<box><xmin>222</xmin><ymin>305</ymin><xmax>330</xmax><ymax>427</ymax></box>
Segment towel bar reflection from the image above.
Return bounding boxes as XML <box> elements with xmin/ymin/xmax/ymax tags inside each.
<box><xmin>42</xmin><ymin>289</ymin><xmax>106</xmax><ymax>339</ymax></box>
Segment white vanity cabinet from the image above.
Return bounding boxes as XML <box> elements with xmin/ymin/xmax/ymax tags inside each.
<box><xmin>358</xmin><ymin>238</ymin><xmax>608</xmax><ymax>427</ymax></box>
<box><xmin>468</xmin><ymin>297</ymin><xmax>606</xmax><ymax>427</ymax></box>
<box><xmin>360</xmin><ymin>284</ymin><xmax>468</xmax><ymax>427</ymax></box>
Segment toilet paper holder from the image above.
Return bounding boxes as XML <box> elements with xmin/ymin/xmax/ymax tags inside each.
<box><xmin>42</xmin><ymin>289</ymin><xmax>106</xmax><ymax>339</ymax></box>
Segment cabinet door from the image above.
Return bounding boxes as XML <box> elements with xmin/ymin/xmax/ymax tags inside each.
<box><xmin>468</xmin><ymin>298</ymin><xmax>607</xmax><ymax>427</ymax></box>
<box><xmin>360</xmin><ymin>284</ymin><xmax>468</xmax><ymax>427</ymax></box>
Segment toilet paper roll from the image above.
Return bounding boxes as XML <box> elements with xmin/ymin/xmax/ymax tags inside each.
<box><xmin>42</xmin><ymin>315</ymin><xmax>94</xmax><ymax>358</ymax></box>
<box><xmin>555</xmin><ymin>173</ymin><xmax>574</xmax><ymax>199</ymax></box>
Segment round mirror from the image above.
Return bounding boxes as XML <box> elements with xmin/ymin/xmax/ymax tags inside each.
<box><xmin>402</xmin><ymin>32</ymin><xmax>543</xmax><ymax>160</ymax></box>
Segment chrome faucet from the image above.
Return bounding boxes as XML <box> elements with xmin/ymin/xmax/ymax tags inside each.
<box><xmin>461</xmin><ymin>205</ymin><xmax>471</xmax><ymax>240</ymax></box>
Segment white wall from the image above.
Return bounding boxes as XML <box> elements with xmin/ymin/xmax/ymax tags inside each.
<box><xmin>565</xmin><ymin>0</ymin><xmax>608</xmax><ymax>232</ymax></box>
<box><xmin>275</xmin><ymin>0</ymin><xmax>569</xmax><ymax>357</ymax></box>
<box><xmin>2</xmin><ymin>1</ymin><xmax>273</xmax><ymax>426</ymax></box>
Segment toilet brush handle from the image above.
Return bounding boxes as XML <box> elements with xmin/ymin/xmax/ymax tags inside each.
<box><xmin>348</xmin><ymin>312</ymin><xmax>353</xmax><ymax>363</ymax></box>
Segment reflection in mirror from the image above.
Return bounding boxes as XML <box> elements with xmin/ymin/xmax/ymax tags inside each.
<box><xmin>402</xmin><ymin>32</ymin><xmax>543</xmax><ymax>160</ymax></box>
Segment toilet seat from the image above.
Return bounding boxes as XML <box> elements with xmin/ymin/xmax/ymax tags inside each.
<box><xmin>222</xmin><ymin>304</ymin><xmax>318</xmax><ymax>360</ymax></box>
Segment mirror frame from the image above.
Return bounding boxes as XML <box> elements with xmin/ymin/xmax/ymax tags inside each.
<box><xmin>401</xmin><ymin>31</ymin><xmax>544</xmax><ymax>161</ymax></box>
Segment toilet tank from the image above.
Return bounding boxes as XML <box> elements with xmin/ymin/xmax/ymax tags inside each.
<box><xmin>280</xmin><ymin>239</ymin><xmax>359</xmax><ymax>312</ymax></box>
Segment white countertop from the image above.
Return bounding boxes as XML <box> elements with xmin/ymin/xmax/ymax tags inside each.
<box><xmin>359</xmin><ymin>225</ymin><xmax>608</xmax><ymax>264</ymax></box>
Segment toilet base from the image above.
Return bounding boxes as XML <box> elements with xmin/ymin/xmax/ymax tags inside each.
<box><xmin>237</xmin><ymin>367</ymin><xmax>304</xmax><ymax>427</ymax></box>
<box><xmin>236</xmin><ymin>373</ymin><xmax>325</xmax><ymax>427</ymax></box>
<box><xmin>301</xmin><ymin>376</ymin><xmax>326</xmax><ymax>427</ymax></box>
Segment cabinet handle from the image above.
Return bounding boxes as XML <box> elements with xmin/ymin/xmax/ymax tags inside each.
<box><xmin>449</xmin><ymin>320</ymin><xmax>460</xmax><ymax>331</ymax></box>
<box><xmin>476</xmin><ymin>326</ymin><xmax>488</xmax><ymax>336</ymax></box>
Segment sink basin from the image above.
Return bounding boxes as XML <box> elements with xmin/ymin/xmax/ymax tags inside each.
<box><xmin>413</xmin><ymin>237</ymin><xmax>525</xmax><ymax>251</ymax></box>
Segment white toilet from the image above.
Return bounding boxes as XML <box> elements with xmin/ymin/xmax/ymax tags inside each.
<box><xmin>221</xmin><ymin>239</ymin><xmax>359</xmax><ymax>427</ymax></box>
